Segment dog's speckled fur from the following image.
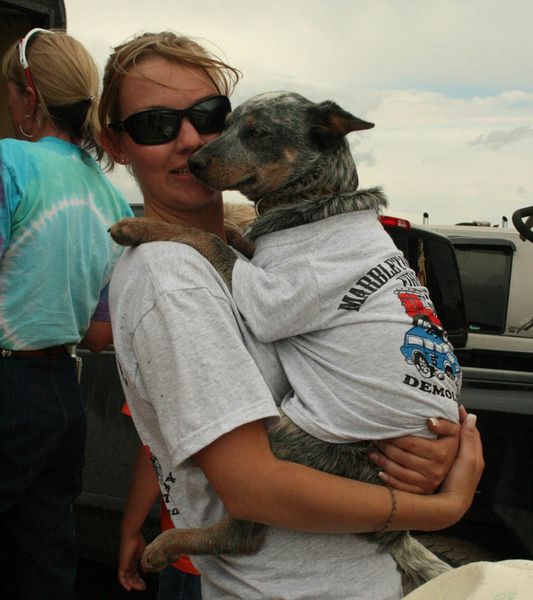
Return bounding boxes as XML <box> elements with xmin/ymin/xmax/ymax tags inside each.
<box><xmin>110</xmin><ymin>92</ymin><xmax>451</xmax><ymax>588</ymax></box>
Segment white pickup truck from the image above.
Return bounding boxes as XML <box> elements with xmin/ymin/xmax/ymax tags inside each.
<box><xmin>418</xmin><ymin>208</ymin><xmax>533</xmax><ymax>564</ymax></box>
<box><xmin>427</xmin><ymin>221</ymin><xmax>533</xmax><ymax>371</ymax></box>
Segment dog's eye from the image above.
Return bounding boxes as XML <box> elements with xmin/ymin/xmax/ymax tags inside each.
<box><xmin>248</xmin><ymin>127</ymin><xmax>266</xmax><ymax>139</ymax></box>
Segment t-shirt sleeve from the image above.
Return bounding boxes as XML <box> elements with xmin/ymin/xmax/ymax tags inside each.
<box><xmin>0</xmin><ymin>156</ymin><xmax>22</xmax><ymax>259</ymax></box>
<box><xmin>131</xmin><ymin>284</ymin><xmax>279</xmax><ymax>468</ymax></box>
<box><xmin>232</xmin><ymin>257</ymin><xmax>321</xmax><ymax>342</ymax></box>
<box><xmin>90</xmin><ymin>284</ymin><xmax>111</xmax><ymax>322</ymax></box>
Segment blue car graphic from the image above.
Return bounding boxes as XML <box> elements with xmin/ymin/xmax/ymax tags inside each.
<box><xmin>400</xmin><ymin>325</ymin><xmax>461</xmax><ymax>381</ymax></box>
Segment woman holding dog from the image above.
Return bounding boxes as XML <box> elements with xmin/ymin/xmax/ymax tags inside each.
<box><xmin>101</xmin><ymin>31</ymin><xmax>484</xmax><ymax>599</ymax></box>
<box><xmin>0</xmin><ymin>29</ymin><xmax>132</xmax><ymax>599</ymax></box>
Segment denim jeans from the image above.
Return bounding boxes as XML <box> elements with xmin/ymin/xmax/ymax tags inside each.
<box><xmin>158</xmin><ymin>566</ymin><xmax>202</xmax><ymax>600</ymax></box>
<box><xmin>0</xmin><ymin>354</ymin><xmax>86</xmax><ymax>600</ymax></box>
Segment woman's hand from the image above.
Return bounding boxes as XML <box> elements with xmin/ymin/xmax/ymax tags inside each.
<box><xmin>368</xmin><ymin>407</ymin><xmax>474</xmax><ymax>494</ymax></box>
<box><xmin>437</xmin><ymin>412</ymin><xmax>484</xmax><ymax>519</ymax></box>
<box><xmin>420</xmin><ymin>411</ymin><xmax>485</xmax><ymax>529</ymax></box>
<box><xmin>118</xmin><ymin>530</ymin><xmax>147</xmax><ymax>591</ymax></box>
<box><xmin>391</xmin><ymin>411</ymin><xmax>484</xmax><ymax>532</ymax></box>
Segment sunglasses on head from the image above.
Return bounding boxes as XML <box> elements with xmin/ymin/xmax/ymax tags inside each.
<box><xmin>108</xmin><ymin>95</ymin><xmax>231</xmax><ymax>145</ymax></box>
<box><xmin>18</xmin><ymin>28</ymin><xmax>53</xmax><ymax>91</ymax></box>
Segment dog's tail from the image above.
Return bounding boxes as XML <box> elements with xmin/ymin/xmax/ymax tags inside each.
<box><xmin>389</xmin><ymin>533</ymin><xmax>452</xmax><ymax>589</ymax></box>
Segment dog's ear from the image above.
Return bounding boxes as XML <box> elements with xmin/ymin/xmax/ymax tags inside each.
<box><xmin>309</xmin><ymin>101</ymin><xmax>374</xmax><ymax>151</ymax></box>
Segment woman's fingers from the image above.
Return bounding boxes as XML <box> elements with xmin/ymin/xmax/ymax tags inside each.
<box><xmin>370</xmin><ymin>423</ymin><xmax>459</xmax><ymax>494</ymax></box>
<box><xmin>441</xmin><ymin>413</ymin><xmax>485</xmax><ymax>498</ymax></box>
<box><xmin>368</xmin><ymin>445</ymin><xmax>431</xmax><ymax>493</ymax></box>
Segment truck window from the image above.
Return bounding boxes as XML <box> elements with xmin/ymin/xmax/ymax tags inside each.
<box><xmin>452</xmin><ymin>241</ymin><xmax>514</xmax><ymax>335</ymax></box>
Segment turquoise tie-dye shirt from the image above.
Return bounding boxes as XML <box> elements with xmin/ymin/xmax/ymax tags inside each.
<box><xmin>0</xmin><ymin>137</ymin><xmax>132</xmax><ymax>349</ymax></box>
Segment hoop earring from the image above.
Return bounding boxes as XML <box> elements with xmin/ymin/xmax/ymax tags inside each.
<box><xmin>255</xmin><ymin>198</ymin><xmax>263</xmax><ymax>217</ymax></box>
<box><xmin>19</xmin><ymin>114</ymin><xmax>41</xmax><ymax>139</ymax></box>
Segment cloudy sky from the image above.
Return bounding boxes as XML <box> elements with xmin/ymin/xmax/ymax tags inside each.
<box><xmin>67</xmin><ymin>0</ymin><xmax>533</xmax><ymax>227</ymax></box>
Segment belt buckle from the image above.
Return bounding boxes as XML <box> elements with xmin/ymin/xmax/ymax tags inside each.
<box><xmin>1</xmin><ymin>348</ymin><xmax>12</xmax><ymax>357</ymax></box>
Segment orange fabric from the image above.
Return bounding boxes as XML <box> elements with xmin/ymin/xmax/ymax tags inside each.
<box><xmin>122</xmin><ymin>401</ymin><xmax>200</xmax><ymax>575</ymax></box>
<box><xmin>160</xmin><ymin>502</ymin><xmax>200</xmax><ymax>575</ymax></box>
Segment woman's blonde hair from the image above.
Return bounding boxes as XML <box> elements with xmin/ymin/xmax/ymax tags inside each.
<box><xmin>99</xmin><ymin>31</ymin><xmax>242</xmax><ymax>170</ymax></box>
<box><xmin>2</xmin><ymin>29</ymin><xmax>102</xmax><ymax>158</ymax></box>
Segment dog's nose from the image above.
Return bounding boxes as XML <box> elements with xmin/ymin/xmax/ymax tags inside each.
<box><xmin>188</xmin><ymin>153</ymin><xmax>209</xmax><ymax>175</ymax></box>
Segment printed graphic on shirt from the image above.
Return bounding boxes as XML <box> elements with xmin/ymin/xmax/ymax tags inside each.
<box><xmin>337</xmin><ymin>255</ymin><xmax>413</xmax><ymax>311</ymax></box>
<box><xmin>151</xmin><ymin>454</ymin><xmax>179</xmax><ymax>518</ymax></box>
<box><xmin>396</xmin><ymin>288</ymin><xmax>461</xmax><ymax>388</ymax></box>
<box><xmin>337</xmin><ymin>258</ymin><xmax>461</xmax><ymax>403</ymax></box>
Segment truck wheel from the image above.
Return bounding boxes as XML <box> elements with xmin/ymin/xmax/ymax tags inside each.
<box><xmin>412</xmin><ymin>533</ymin><xmax>499</xmax><ymax>566</ymax></box>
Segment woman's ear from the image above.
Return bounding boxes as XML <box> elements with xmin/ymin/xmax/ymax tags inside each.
<box><xmin>23</xmin><ymin>85</ymin><xmax>38</xmax><ymax>118</ymax></box>
<box><xmin>100</xmin><ymin>128</ymin><xmax>129</xmax><ymax>165</ymax></box>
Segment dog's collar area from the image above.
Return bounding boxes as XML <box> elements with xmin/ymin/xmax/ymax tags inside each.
<box><xmin>247</xmin><ymin>187</ymin><xmax>388</xmax><ymax>241</ymax></box>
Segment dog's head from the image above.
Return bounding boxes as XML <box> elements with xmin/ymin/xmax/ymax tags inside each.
<box><xmin>188</xmin><ymin>92</ymin><xmax>373</xmax><ymax>205</ymax></box>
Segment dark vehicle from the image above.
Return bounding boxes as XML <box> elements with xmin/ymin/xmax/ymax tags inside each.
<box><xmin>379</xmin><ymin>215</ymin><xmax>467</xmax><ymax>350</ymax></box>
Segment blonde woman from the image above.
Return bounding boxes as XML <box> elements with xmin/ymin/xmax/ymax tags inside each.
<box><xmin>101</xmin><ymin>31</ymin><xmax>483</xmax><ymax>600</ymax></box>
<box><xmin>0</xmin><ymin>29</ymin><xmax>131</xmax><ymax>599</ymax></box>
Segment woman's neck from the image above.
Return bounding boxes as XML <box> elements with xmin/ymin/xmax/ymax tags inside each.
<box><xmin>33</xmin><ymin>113</ymin><xmax>78</xmax><ymax>145</ymax></box>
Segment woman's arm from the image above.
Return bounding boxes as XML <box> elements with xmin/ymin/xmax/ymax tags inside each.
<box><xmin>80</xmin><ymin>285</ymin><xmax>113</xmax><ymax>352</ymax></box>
<box><xmin>80</xmin><ymin>319</ymin><xmax>113</xmax><ymax>352</ymax></box>
<box><xmin>118</xmin><ymin>444</ymin><xmax>160</xmax><ymax>591</ymax></box>
<box><xmin>194</xmin><ymin>412</ymin><xmax>483</xmax><ymax>534</ymax></box>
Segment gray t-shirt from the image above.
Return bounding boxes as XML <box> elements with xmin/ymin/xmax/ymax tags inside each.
<box><xmin>233</xmin><ymin>210</ymin><xmax>460</xmax><ymax>443</ymax></box>
<box><xmin>110</xmin><ymin>242</ymin><xmax>401</xmax><ymax>600</ymax></box>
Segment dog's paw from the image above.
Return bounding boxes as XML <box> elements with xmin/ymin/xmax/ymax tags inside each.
<box><xmin>109</xmin><ymin>217</ymin><xmax>156</xmax><ymax>246</ymax></box>
<box><xmin>141</xmin><ymin>533</ymin><xmax>177</xmax><ymax>573</ymax></box>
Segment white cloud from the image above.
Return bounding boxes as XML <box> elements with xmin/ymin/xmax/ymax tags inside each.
<box><xmin>65</xmin><ymin>0</ymin><xmax>533</xmax><ymax>227</ymax></box>
<box><xmin>360</xmin><ymin>89</ymin><xmax>533</xmax><ymax>225</ymax></box>
<box><xmin>469</xmin><ymin>125</ymin><xmax>533</xmax><ymax>149</ymax></box>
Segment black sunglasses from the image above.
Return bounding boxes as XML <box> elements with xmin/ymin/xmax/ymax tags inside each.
<box><xmin>108</xmin><ymin>95</ymin><xmax>231</xmax><ymax>145</ymax></box>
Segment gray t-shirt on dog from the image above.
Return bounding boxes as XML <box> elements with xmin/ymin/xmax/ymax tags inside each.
<box><xmin>110</xmin><ymin>242</ymin><xmax>402</xmax><ymax>600</ymax></box>
<box><xmin>233</xmin><ymin>210</ymin><xmax>460</xmax><ymax>443</ymax></box>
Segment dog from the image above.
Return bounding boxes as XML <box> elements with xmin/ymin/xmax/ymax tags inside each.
<box><xmin>110</xmin><ymin>92</ymin><xmax>460</xmax><ymax>588</ymax></box>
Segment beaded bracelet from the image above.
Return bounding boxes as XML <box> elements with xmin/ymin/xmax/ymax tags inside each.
<box><xmin>378</xmin><ymin>485</ymin><xmax>397</xmax><ymax>534</ymax></box>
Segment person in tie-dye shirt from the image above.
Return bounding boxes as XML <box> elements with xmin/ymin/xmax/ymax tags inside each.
<box><xmin>0</xmin><ymin>29</ymin><xmax>131</xmax><ymax>600</ymax></box>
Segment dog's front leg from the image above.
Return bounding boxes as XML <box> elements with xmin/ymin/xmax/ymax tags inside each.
<box><xmin>110</xmin><ymin>217</ymin><xmax>236</xmax><ymax>289</ymax></box>
<box><xmin>141</xmin><ymin>516</ymin><xmax>266</xmax><ymax>572</ymax></box>
<box><xmin>225</xmin><ymin>228</ymin><xmax>256</xmax><ymax>259</ymax></box>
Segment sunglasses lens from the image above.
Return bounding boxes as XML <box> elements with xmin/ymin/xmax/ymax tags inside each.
<box><xmin>118</xmin><ymin>96</ymin><xmax>231</xmax><ymax>145</ymax></box>
<box><xmin>189</xmin><ymin>96</ymin><xmax>231</xmax><ymax>134</ymax></box>
<box><xmin>125</xmin><ymin>111</ymin><xmax>180</xmax><ymax>145</ymax></box>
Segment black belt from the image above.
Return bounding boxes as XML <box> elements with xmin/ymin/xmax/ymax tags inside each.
<box><xmin>0</xmin><ymin>345</ymin><xmax>68</xmax><ymax>359</ymax></box>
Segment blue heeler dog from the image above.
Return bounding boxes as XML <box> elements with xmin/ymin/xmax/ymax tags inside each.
<box><xmin>110</xmin><ymin>91</ymin><xmax>456</xmax><ymax>588</ymax></box>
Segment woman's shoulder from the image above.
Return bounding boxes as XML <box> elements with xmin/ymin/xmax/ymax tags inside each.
<box><xmin>0</xmin><ymin>137</ymin><xmax>32</xmax><ymax>162</ymax></box>
<box><xmin>0</xmin><ymin>137</ymin><xmax>66</xmax><ymax>168</ymax></box>
<box><xmin>119</xmin><ymin>242</ymin><xmax>230</xmax><ymax>296</ymax></box>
